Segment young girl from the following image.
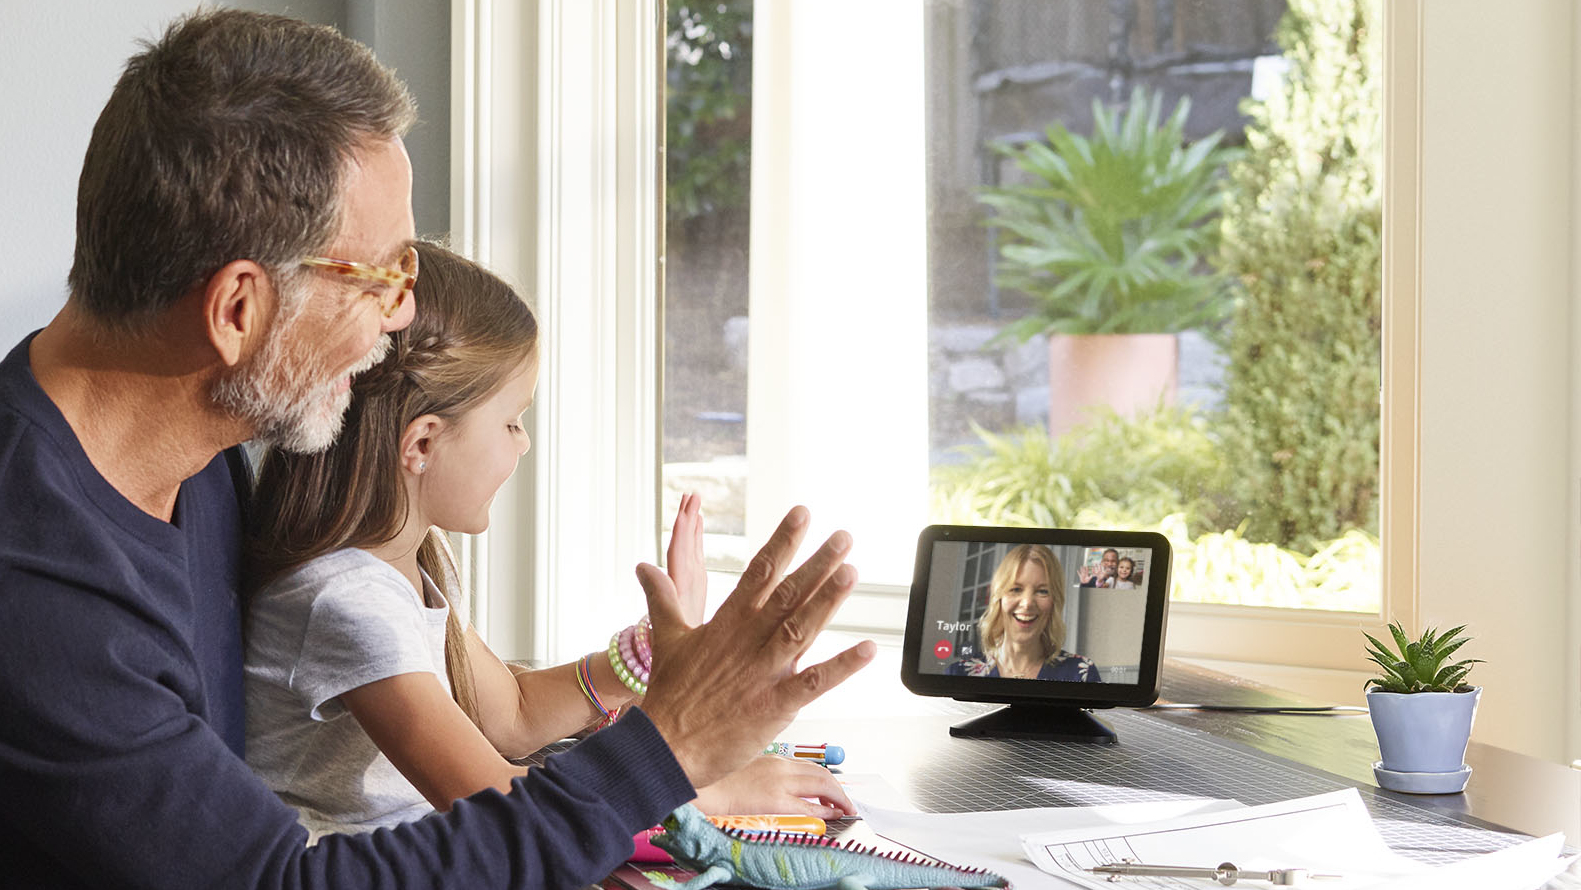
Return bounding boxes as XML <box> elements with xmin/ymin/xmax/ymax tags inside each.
<box><xmin>1113</xmin><ymin>557</ymin><xmax>1138</xmax><ymax>589</ymax></box>
<box><xmin>243</xmin><ymin>243</ymin><xmax>852</xmax><ymax>839</ymax></box>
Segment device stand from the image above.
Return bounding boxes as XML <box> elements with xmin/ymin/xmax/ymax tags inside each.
<box><xmin>949</xmin><ymin>703</ymin><xmax>1118</xmax><ymax>744</ymax></box>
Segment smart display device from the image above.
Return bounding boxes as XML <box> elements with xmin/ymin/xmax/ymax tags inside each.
<box><xmin>900</xmin><ymin>525</ymin><xmax>1171</xmax><ymax>743</ymax></box>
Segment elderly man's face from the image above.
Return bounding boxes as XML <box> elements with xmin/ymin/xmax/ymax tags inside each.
<box><xmin>1100</xmin><ymin>550</ymin><xmax>1118</xmax><ymax>577</ymax></box>
<box><xmin>215</xmin><ymin>137</ymin><xmax>417</xmax><ymax>452</ymax></box>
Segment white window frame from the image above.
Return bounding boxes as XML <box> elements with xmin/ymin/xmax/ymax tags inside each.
<box><xmin>456</xmin><ymin>0</ymin><xmax>1581</xmax><ymax>763</ymax></box>
<box><xmin>451</xmin><ymin>0</ymin><xmax>663</xmax><ymax>662</ymax></box>
<box><xmin>738</xmin><ymin>0</ymin><xmax>930</xmax><ymax>629</ymax></box>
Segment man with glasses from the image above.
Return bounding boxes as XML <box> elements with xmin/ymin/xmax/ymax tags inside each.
<box><xmin>0</xmin><ymin>10</ymin><xmax>871</xmax><ymax>888</ymax></box>
<box><xmin>1079</xmin><ymin>548</ymin><xmax>1121</xmax><ymax>588</ymax></box>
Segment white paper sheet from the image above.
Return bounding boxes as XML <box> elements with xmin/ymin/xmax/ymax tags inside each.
<box><xmin>1020</xmin><ymin>788</ymin><xmax>1573</xmax><ymax>890</ymax></box>
<box><xmin>1366</xmin><ymin>834</ymin><xmax>1572</xmax><ymax>890</ymax></box>
<box><xmin>844</xmin><ymin>775</ymin><xmax>1241</xmax><ymax>890</ymax></box>
<box><xmin>846</xmin><ymin>776</ymin><xmax>1573</xmax><ymax>890</ymax></box>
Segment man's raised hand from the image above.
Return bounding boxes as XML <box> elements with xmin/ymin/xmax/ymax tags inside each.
<box><xmin>638</xmin><ymin>506</ymin><xmax>875</xmax><ymax>789</ymax></box>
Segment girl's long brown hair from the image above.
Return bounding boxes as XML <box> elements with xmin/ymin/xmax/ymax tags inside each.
<box><xmin>248</xmin><ymin>243</ymin><xmax>538</xmax><ymax>725</ymax></box>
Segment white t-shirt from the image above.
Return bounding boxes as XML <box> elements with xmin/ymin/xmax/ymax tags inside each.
<box><xmin>244</xmin><ymin>548</ymin><xmax>450</xmax><ymax>840</ymax></box>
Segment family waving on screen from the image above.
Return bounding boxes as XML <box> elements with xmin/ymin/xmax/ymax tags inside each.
<box><xmin>1078</xmin><ymin>547</ymin><xmax>1142</xmax><ymax>589</ymax></box>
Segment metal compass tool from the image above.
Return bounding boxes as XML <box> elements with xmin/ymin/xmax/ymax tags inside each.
<box><xmin>1088</xmin><ymin>859</ymin><xmax>1344</xmax><ymax>886</ymax></box>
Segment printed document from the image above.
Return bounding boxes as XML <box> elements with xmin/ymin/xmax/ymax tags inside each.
<box><xmin>1020</xmin><ymin>788</ymin><xmax>1569</xmax><ymax>889</ymax></box>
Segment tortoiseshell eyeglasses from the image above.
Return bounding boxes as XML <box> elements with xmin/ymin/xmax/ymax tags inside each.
<box><xmin>300</xmin><ymin>244</ymin><xmax>419</xmax><ymax>318</ymax></box>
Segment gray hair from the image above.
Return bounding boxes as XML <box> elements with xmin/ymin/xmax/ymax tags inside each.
<box><xmin>68</xmin><ymin>8</ymin><xmax>417</xmax><ymax>334</ymax></box>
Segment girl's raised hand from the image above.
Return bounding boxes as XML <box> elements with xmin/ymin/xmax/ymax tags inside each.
<box><xmin>667</xmin><ymin>492</ymin><xmax>707</xmax><ymax>627</ymax></box>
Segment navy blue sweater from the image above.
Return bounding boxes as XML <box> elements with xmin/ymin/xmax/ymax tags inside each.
<box><xmin>0</xmin><ymin>334</ymin><xmax>693</xmax><ymax>888</ymax></box>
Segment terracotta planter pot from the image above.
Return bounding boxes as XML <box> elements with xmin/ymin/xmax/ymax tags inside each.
<box><xmin>1367</xmin><ymin>687</ymin><xmax>1481</xmax><ymax>793</ymax></box>
<box><xmin>1047</xmin><ymin>333</ymin><xmax>1178</xmax><ymax>439</ymax></box>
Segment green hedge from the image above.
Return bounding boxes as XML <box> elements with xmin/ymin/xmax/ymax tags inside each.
<box><xmin>1213</xmin><ymin>0</ymin><xmax>1383</xmax><ymax>550</ymax></box>
<box><xmin>931</xmin><ymin>403</ymin><xmax>1233</xmax><ymax>533</ymax></box>
<box><xmin>930</xmin><ymin>408</ymin><xmax>1379</xmax><ymax>612</ymax></box>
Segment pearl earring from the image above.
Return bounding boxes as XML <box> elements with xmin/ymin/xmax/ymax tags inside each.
<box><xmin>418</xmin><ymin>462</ymin><xmax>427</xmax><ymax>472</ymax></box>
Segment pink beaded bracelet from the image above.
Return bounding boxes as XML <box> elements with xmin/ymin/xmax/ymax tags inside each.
<box><xmin>633</xmin><ymin>616</ymin><xmax>652</xmax><ymax>669</ymax></box>
<box><xmin>618</xmin><ymin>628</ymin><xmax>649</xmax><ymax>684</ymax></box>
<box><xmin>608</xmin><ymin>627</ymin><xmax>648</xmax><ymax>696</ymax></box>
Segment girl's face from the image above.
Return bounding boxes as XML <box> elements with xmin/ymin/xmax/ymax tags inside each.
<box><xmin>998</xmin><ymin>558</ymin><xmax>1052</xmax><ymax>649</ymax></box>
<box><xmin>418</xmin><ymin>354</ymin><xmax>539</xmax><ymax>535</ymax></box>
<box><xmin>1116</xmin><ymin>560</ymin><xmax>1133</xmax><ymax>580</ymax></box>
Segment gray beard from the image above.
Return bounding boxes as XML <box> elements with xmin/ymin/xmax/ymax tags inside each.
<box><xmin>212</xmin><ymin>299</ymin><xmax>391</xmax><ymax>454</ymax></box>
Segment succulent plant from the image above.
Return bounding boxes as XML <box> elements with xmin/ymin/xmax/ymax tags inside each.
<box><xmin>1363</xmin><ymin>622</ymin><xmax>1480</xmax><ymax>694</ymax></box>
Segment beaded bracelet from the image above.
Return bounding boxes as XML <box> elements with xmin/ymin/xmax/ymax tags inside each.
<box><xmin>633</xmin><ymin>616</ymin><xmax>652</xmax><ymax>670</ymax></box>
<box><xmin>617</xmin><ymin>627</ymin><xmax>649</xmax><ymax>684</ymax></box>
<box><xmin>575</xmin><ymin>654</ymin><xmax>617</xmax><ymax>727</ymax></box>
<box><xmin>608</xmin><ymin>627</ymin><xmax>649</xmax><ymax>696</ymax></box>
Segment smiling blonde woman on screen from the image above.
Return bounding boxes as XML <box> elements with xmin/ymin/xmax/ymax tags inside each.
<box><xmin>946</xmin><ymin>544</ymin><xmax>1101</xmax><ymax>682</ymax></box>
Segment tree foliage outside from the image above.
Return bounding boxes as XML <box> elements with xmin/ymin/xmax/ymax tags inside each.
<box><xmin>931</xmin><ymin>404</ymin><xmax>1233</xmax><ymax>534</ymax></box>
<box><xmin>666</xmin><ymin>2</ymin><xmax>753</xmax><ymax>225</ymax></box>
<box><xmin>1214</xmin><ymin>0</ymin><xmax>1383</xmax><ymax>550</ymax></box>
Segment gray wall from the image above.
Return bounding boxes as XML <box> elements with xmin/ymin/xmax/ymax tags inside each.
<box><xmin>1075</xmin><ymin>586</ymin><xmax>1146</xmax><ymax>674</ymax></box>
<box><xmin>0</xmin><ymin>0</ymin><xmax>448</xmax><ymax>351</ymax></box>
<box><xmin>343</xmin><ymin>0</ymin><xmax>451</xmax><ymax>243</ymax></box>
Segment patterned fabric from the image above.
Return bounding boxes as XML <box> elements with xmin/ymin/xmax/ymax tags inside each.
<box><xmin>945</xmin><ymin>651</ymin><xmax>1103</xmax><ymax>682</ymax></box>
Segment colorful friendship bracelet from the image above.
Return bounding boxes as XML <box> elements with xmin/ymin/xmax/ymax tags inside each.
<box><xmin>575</xmin><ymin>655</ymin><xmax>603</xmax><ymax>715</ymax></box>
<box><xmin>575</xmin><ymin>653</ymin><xmax>616</xmax><ymax>727</ymax></box>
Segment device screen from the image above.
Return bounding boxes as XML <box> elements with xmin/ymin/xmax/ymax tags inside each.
<box><xmin>913</xmin><ymin>540</ymin><xmax>1153</xmax><ymax>687</ymax></box>
<box><xmin>901</xmin><ymin>526</ymin><xmax>1170</xmax><ymax>738</ymax></box>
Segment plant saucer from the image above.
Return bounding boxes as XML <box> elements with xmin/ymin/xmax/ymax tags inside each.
<box><xmin>1372</xmin><ymin>761</ymin><xmax>1472</xmax><ymax>794</ymax></box>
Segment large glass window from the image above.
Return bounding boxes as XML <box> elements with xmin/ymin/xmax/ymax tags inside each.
<box><xmin>662</xmin><ymin>2</ymin><xmax>755</xmax><ymax>567</ymax></box>
<box><xmin>661</xmin><ymin>0</ymin><xmax>1381</xmax><ymax>616</ymax></box>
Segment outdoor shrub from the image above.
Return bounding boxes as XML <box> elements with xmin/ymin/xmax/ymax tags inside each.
<box><xmin>1213</xmin><ymin>0</ymin><xmax>1383</xmax><ymax>550</ymax></box>
<box><xmin>930</xmin><ymin>403</ymin><xmax>1234</xmax><ymax>533</ymax></box>
<box><xmin>1057</xmin><ymin>510</ymin><xmax>1378</xmax><ymax>612</ymax></box>
<box><xmin>1161</xmin><ymin>517</ymin><xmax>1380</xmax><ymax>612</ymax></box>
<box><xmin>932</xmin><ymin>409</ymin><xmax>1380</xmax><ymax>613</ymax></box>
<box><xmin>979</xmin><ymin>86</ymin><xmax>1239</xmax><ymax>340</ymax></box>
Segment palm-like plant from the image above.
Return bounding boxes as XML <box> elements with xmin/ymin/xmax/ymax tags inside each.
<box><xmin>980</xmin><ymin>86</ymin><xmax>1239</xmax><ymax>340</ymax></box>
<box><xmin>1363</xmin><ymin>622</ymin><xmax>1480</xmax><ymax>694</ymax></box>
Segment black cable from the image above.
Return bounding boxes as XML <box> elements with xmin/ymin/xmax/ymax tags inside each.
<box><xmin>1143</xmin><ymin>702</ymin><xmax>1368</xmax><ymax>715</ymax></box>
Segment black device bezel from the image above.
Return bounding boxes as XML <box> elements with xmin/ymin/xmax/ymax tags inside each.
<box><xmin>899</xmin><ymin>524</ymin><xmax>1171</xmax><ymax>710</ymax></box>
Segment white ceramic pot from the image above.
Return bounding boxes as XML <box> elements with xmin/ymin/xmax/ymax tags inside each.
<box><xmin>1366</xmin><ymin>686</ymin><xmax>1480</xmax><ymax>793</ymax></box>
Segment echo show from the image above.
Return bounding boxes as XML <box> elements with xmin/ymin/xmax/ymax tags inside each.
<box><xmin>901</xmin><ymin>525</ymin><xmax>1171</xmax><ymax>742</ymax></box>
